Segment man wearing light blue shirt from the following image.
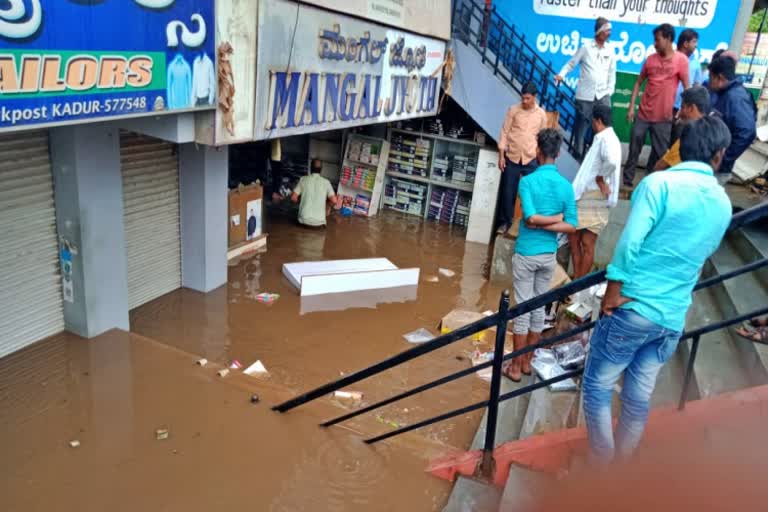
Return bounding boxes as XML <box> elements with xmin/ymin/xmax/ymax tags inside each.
<box><xmin>504</xmin><ymin>129</ymin><xmax>578</xmax><ymax>381</ymax></box>
<box><xmin>674</xmin><ymin>30</ymin><xmax>704</xmax><ymax>110</ymax></box>
<box><xmin>582</xmin><ymin>116</ymin><xmax>732</xmax><ymax>463</ymax></box>
<box><xmin>672</xmin><ymin>29</ymin><xmax>703</xmax><ymax>142</ymax></box>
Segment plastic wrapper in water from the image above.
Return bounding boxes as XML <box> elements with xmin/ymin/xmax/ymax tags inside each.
<box><xmin>531</xmin><ymin>349</ymin><xmax>577</xmax><ymax>392</ymax></box>
<box><xmin>553</xmin><ymin>340</ymin><xmax>587</xmax><ymax>369</ymax></box>
<box><xmin>403</xmin><ymin>328</ymin><xmax>435</xmax><ymax>344</ymax></box>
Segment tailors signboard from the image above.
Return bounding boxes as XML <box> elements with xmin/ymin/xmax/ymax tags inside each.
<box><xmin>496</xmin><ymin>0</ymin><xmax>742</xmax><ymax>141</ymax></box>
<box><xmin>0</xmin><ymin>0</ymin><xmax>215</xmax><ymax>132</ymax></box>
<box><xmin>252</xmin><ymin>0</ymin><xmax>446</xmax><ymax>140</ymax></box>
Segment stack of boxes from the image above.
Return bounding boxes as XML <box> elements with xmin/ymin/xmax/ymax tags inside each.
<box><xmin>428</xmin><ymin>188</ymin><xmax>471</xmax><ymax>227</ymax></box>
<box><xmin>347</xmin><ymin>139</ymin><xmax>380</xmax><ymax>165</ymax></box>
<box><xmin>340</xmin><ymin>166</ymin><xmax>376</xmax><ymax>191</ymax></box>
<box><xmin>388</xmin><ymin>134</ymin><xmax>431</xmax><ymax>177</ymax></box>
<box><xmin>384</xmin><ymin>178</ymin><xmax>427</xmax><ymax>216</ymax></box>
<box><xmin>431</xmin><ymin>155</ymin><xmax>450</xmax><ymax>182</ymax></box>
<box><xmin>450</xmin><ymin>154</ymin><xmax>477</xmax><ymax>185</ymax></box>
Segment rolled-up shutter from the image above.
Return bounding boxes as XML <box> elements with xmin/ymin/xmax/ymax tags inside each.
<box><xmin>0</xmin><ymin>130</ymin><xmax>64</xmax><ymax>357</ymax></box>
<box><xmin>120</xmin><ymin>132</ymin><xmax>181</xmax><ymax>309</ymax></box>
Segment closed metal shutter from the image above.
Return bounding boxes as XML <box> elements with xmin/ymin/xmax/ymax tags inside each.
<box><xmin>0</xmin><ymin>130</ymin><xmax>64</xmax><ymax>358</ymax></box>
<box><xmin>120</xmin><ymin>132</ymin><xmax>181</xmax><ymax>309</ymax></box>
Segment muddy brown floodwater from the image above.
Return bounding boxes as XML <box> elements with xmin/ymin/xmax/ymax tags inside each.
<box><xmin>1</xmin><ymin>210</ymin><xmax>508</xmax><ymax>511</ymax></box>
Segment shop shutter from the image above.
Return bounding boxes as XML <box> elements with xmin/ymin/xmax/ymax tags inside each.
<box><xmin>0</xmin><ymin>130</ymin><xmax>64</xmax><ymax>358</ymax></box>
<box><xmin>120</xmin><ymin>132</ymin><xmax>182</xmax><ymax>309</ymax></box>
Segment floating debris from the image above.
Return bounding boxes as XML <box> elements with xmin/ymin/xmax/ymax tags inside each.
<box><xmin>438</xmin><ymin>268</ymin><xmax>456</xmax><ymax>278</ymax></box>
<box><xmin>243</xmin><ymin>360</ymin><xmax>268</xmax><ymax>376</ymax></box>
<box><xmin>69</xmin><ymin>440</ymin><xmax>80</xmax><ymax>448</ymax></box>
<box><xmin>217</xmin><ymin>369</ymin><xmax>230</xmax><ymax>378</ymax></box>
<box><xmin>196</xmin><ymin>358</ymin><xmax>208</xmax><ymax>366</ymax></box>
<box><xmin>155</xmin><ymin>429</ymin><xmax>169</xmax><ymax>441</ymax></box>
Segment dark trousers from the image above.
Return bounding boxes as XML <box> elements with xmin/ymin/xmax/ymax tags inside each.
<box><xmin>623</xmin><ymin>119</ymin><xmax>672</xmax><ymax>187</ymax></box>
<box><xmin>497</xmin><ymin>158</ymin><xmax>537</xmax><ymax>229</ymax></box>
<box><xmin>574</xmin><ymin>96</ymin><xmax>611</xmax><ymax>158</ymax></box>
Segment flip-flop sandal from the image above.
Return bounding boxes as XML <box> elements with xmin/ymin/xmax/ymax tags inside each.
<box><xmin>736</xmin><ymin>327</ymin><xmax>768</xmax><ymax>344</ymax></box>
<box><xmin>502</xmin><ymin>365</ymin><xmax>522</xmax><ymax>382</ymax></box>
<box><xmin>749</xmin><ymin>318</ymin><xmax>768</xmax><ymax>328</ymax></box>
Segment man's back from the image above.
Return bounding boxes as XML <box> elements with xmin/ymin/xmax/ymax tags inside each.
<box><xmin>608</xmin><ymin>163</ymin><xmax>731</xmax><ymax>330</ymax></box>
<box><xmin>295</xmin><ymin>174</ymin><xmax>334</xmax><ymax>226</ymax></box>
<box><xmin>516</xmin><ymin>164</ymin><xmax>578</xmax><ymax>256</ymax></box>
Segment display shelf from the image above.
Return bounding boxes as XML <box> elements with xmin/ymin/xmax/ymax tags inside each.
<box><xmin>337</xmin><ymin>134</ymin><xmax>389</xmax><ymax>217</ymax></box>
<box><xmin>391</xmin><ymin>127</ymin><xmax>482</xmax><ymax>147</ymax></box>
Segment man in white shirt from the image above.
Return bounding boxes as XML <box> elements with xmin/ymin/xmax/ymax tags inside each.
<box><xmin>569</xmin><ymin>104</ymin><xmax>621</xmax><ymax>278</ymax></box>
<box><xmin>555</xmin><ymin>17</ymin><xmax>617</xmax><ymax>157</ymax></box>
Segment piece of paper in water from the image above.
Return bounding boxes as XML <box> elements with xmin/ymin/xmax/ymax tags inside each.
<box><xmin>403</xmin><ymin>328</ymin><xmax>435</xmax><ymax>344</ymax></box>
<box><xmin>243</xmin><ymin>360</ymin><xmax>269</xmax><ymax>376</ymax></box>
<box><xmin>438</xmin><ymin>268</ymin><xmax>456</xmax><ymax>278</ymax></box>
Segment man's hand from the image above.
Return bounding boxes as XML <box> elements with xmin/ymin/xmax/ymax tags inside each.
<box><xmin>554</xmin><ymin>74</ymin><xmax>564</xmax><ymax>85</ymax></box>
<box><xmin>626</xmin><ymin>106</ymin><xmax>636</xmax><ymax>123</ymax></box>
<box><xmin>599</xmin><ymin>182</ymin><xmax>611</xmax><ymax>198</ymax></box>
<box><xmin>498</xmin><ymin>154</ymin><xmax>506</xmax><ymax>171</ymax></box>
<box><xmin>601</xmin><ymin>281</ymin><xmax>632</xmax><ymax>316</ymax></box>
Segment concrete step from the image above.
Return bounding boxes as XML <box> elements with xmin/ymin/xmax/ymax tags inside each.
<box><xmin>443</xmin><ymin>374</ymin><xmax>534</xmax><ymax>512</ymax></box>
<box><xmin>684</xmin><ymin>286</ymin><xmax>751</xmax><ymax>398</ymax></box>
<box><xmin>498</xmin><ymin>377</ymin><xmax>578</xmax><ymax>510</ymax></box>
<box><xmin>705</xmin><ymin>230</ymin><xmax>768</xmax><ymax>386</ymax></box>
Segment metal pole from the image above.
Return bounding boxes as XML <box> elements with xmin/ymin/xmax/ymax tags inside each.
<box><xmin>678</xmin><ymin>335</ymin><xmax>700</xmax><ymax>411</ymax></box>
<box><xmin>481</xmin><ymin>290</ymin><xmax>511</xmax><ymax>477</ymax></box>
<box><xmin>748</xmin><ymin>8</ymin><xmax>768</xmax><ymax>77</ymax></box>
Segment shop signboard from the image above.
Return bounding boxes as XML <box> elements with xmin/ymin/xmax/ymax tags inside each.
<box><xmin>300</xmin><ymin>0</ymin><xmax>451</xmax><ymax>40</ymax></box>
<box><xmin>252</xmin><ymin>0</ymin><xmax>447</xmax><ymax>140</ymax></box>
<box><xmin>0</xmin><ymin>1</ymin><xmax>215</xmax><ymax>132</ymax></box>
<box><xmin>495</xmin><ymin>0</ymin><xmax>742</xmax><ymax>141</ymax></box>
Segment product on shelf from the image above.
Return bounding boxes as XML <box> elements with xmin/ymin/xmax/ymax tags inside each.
<box><xmin>340</xmin><ymin>165</ymin><xmax>376</xmax><ymax>192</ymax></box>
<box><xmin>388</xmin><ymin>133</ymin><xmax>431</xmax><ymax>178</ymax></box>
<box><xmin>427</xmin><ymin>186</ymin><xmax>471</xmax><ymax>228</ymax></box>
<box><xmin>384</xmin><ymin>178</ymin><xmax>427</xmax><ymax>216</ymax></box>
<box><xmin>432</xmin><ymin>155</ymin><xmax>450</xmax><ymax>182</ymax></box>
<box><xmin>353</xmin><ymin>194</ymin><xmax>371</xmax><ymax>215</ymax></box>
<box><xmin>347</xmin><ymin>139</ymin><xmax>381</xmax><ymax>165</ymax></box>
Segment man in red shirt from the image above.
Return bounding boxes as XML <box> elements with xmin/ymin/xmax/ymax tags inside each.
<box><xmin>623</xmin><ymin>24</ymin><xmax>690</xmax><ymax>188</ymax></box>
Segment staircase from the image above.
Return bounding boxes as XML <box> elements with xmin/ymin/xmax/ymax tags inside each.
<box><xmin>443</xmin><ymin>217</ymin><xmax>768</xmax><ymax>512</ymax></box>
<box><xmin>449</xmin><ymin>0</ymin><xmax>581</xmax><ymax>180</ymax></box>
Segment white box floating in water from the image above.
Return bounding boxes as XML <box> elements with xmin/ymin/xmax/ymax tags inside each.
<box><xmin>282</xmin><ymin>258</ymin><xmax>420</xmax><ymax>296</ymax></box>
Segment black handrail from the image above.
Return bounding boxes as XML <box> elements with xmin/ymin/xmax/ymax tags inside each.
<box><xmin>273</xmin><ymin>202</ymin><xmax>767</xmax><ymax>475</ymax></box>
<box><xmin>452</xmin><ymin>0</ymin><xmax>581</xmax><ymax>157</ymax></box>
<box><xmin>363</xmin><ymin>303</ymin><xmax>768</xmax><ymax>445</ymax></box>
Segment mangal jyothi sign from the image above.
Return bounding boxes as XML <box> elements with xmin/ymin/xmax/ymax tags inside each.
<box><xmin>0</xmin><ymin>0</ymin><xmax>215</xmax><ymax>131</ymax></box>
<box><xmin>253</xmin><ymin>0</ymin><xmax>446</xmax><ymax>140</ymax></box>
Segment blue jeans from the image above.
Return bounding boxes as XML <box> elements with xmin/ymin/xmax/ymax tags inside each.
<box><xmin>582</xmin><ymin>308</ymin><xmax>681</xmax><ymax>462</ymax></box>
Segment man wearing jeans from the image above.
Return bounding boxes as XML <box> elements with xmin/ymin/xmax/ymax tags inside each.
<box><xmin>496</xmin><ymin>82</ymin><xmax>548</xmax><ymax>235</ymax></box>
<box><xmin>503</xmin><ymin>129</ymin><xmax>577</xmax><ymax>382</ymax></box>
<box><xmin>555</xmin><ymin>17</ymin><xmax>616</xmax><ymax>158</ymax></box>
<box><xmin>582</xmin><ymin>116</ymin><xmax>733</xmax><ymax>463</ymax></box>
<box><xmin>623</xmin><ymin>24</ymin><xmax>690</xmax><ymax>188</ymax></box>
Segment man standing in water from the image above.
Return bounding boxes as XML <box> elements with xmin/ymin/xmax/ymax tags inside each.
<box><xmin>582</xmin><ymin>116</ymin><xmax>732</xmax><ymax>463</ymax></box>
<box><xmin>555</xmin><ymin>17</ymin><xmax>616</xmax><ymax>158</ymax></box>
<box><xmin>291</xmin><ymin>159</ymin><xmax>337</xmax><ymax>228</ymax></box>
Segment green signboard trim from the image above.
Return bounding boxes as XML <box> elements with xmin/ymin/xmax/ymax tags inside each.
<box><xmin>0</xmin><ymin>49</ymin><xmax>166</xmax><ymax>99</ymax></box>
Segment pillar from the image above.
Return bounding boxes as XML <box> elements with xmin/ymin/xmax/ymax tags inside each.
<box><xmin>50</xmin><ymin>124</ymin><xmax>130</xmax><ymax>338</ymax></box>
<box><xmin>179</xmin><ymin>143</ymin><xmax>228</xmax><ymax>293</ymax></box>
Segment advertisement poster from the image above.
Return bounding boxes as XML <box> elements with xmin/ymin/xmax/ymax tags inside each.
<box><xmin>0</xmin><ymin>0</ymin><xmax>215</xmax><ymax>132</ymax></box>
<box><xmin>737</xmin><ymin>32</ymin><xmax>768</xmax><ymax>89</ymax></box>
<box><xmin>495</xmin><ymin>0</ymin><xmax>741</xmax><ymax>140</ymax></box>
<box><xmin>254</xmin><ymin>0</ymin><xmax>446</xmax><ymax>140</ymax></box>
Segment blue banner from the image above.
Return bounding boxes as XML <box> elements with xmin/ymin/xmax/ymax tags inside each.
<box><xmin>495</xmin><ymin>0</ymin><xmax>740</xmax><ymax>89</ymax></box>
<box><xmin>0</xmin><ymin>0</ymin><xmax>215</xmax><ymax>130</ymax></box>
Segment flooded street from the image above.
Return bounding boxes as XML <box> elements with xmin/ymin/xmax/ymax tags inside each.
<box><xmin>1</xmin><ymin>210</ymin><xmax>507</xmax><ymax>511</ymax></box>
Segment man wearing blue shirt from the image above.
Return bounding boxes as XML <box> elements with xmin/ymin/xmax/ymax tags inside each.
<box><xmin>672</xmin><ymin>29</ymin><xmax>703</xmax><ymax>143</ymax></box>
<box><xmin>504</xmin><ymin>129</ymin><xmax>578</xmax><ymax>382</ymax></box>
<box><xmin>582</xmin><ymin>116</ymin><xmax>733</xmax><ymax>463</ymax></box>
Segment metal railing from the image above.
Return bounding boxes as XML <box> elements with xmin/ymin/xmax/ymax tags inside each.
<box><xmin>452</xmin><ymin>0</ymin><xmax>581</xmax><ymax>158</ymax></box>
<box><xmin>273</xmin><ymin>202</ymin><xmax>768</xmax><ymax>475</ymax></box>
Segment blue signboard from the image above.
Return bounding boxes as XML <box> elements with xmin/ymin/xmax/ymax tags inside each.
<box><xmin>495</xmin><ymin>0</ymin><xmax>740</xmax><ymax>88</ymax></box>
<box><xmin>0</xmin><ymin>0</ymin><xmax>215</xmax><ymax>131</ymax></box>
